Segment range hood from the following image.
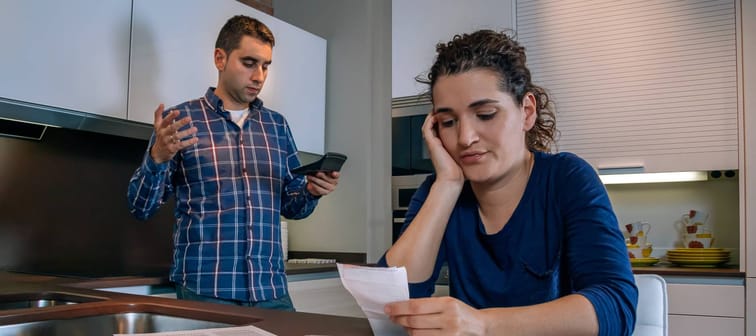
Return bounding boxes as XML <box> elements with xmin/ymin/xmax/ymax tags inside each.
<box><xmin>392</xmin><ymin>95</ymin><xmax>431</xmax><ymax>117</ymax></box>
<box><xmin>0</xmin><ymin>97</ymin><xmax>153</xmax><ymax>140</ymax></box>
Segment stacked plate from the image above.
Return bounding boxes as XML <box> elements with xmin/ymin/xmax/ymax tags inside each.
<box><xmin>666</xmin><ymin>248</ymin><xmax>730</xmax><ymax>267</ymax></box>
<box><xmin>630</xmin><ymin>257</ymin><xmax>660</xmax><ymax>267</ymax></box>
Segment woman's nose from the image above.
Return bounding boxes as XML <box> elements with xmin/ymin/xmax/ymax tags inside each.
<box><xmin>457</xmin><ymin>120</ymin><xmax>479</xmax><ymax>147</ymax></box>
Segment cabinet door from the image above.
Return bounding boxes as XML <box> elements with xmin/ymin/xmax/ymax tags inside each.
<box><xmin>516</xmin><ymin>0</ymin><xmax>738</xmax><ymax>172</ymax></box>
<box><xmin>669</xmin><ymin>315</ymin><xmax>744</xmax><ymax>336</ymax></box>
<box><xmin>0</xmin><ymin>0</ymin><xmax>131</xmax><ymax>118</ymax></box>
<box><xmin>410</xmin><ymin>115</ymin><xmax>434</xmax><ymax>173</ymax></box>
<box><xmin>392</xmin><ymin>0</ymin><xmax>514</xmax><ymax>98</ymax></box>
<box><xmin>129</xmin><ymin>0</ymin><xmax>326</xmax><ymax>154</ymax></box>
<box><xmin>667</xmin><ymin>283</ymin><xmax>745</xmax><ymax>336</ymax></box>
<box><xmin>392</xmin><ymin>117</ymin><xmax>413</xmax><ymax>175</ymax></box>
<box><xmin>667</xmin><ymin>283</ymin><xmax>744</xmax><ymax>318</ymax></box>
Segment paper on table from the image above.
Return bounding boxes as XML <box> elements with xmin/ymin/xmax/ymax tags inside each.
<box><xmin>113</xmin><ymin>324</ymin><xmax>277</xmax><ymax>336</ymax></box>
<box><xmin>336</xmin><ymin>263</ymin><xmax>409</xmax><ymax>336</ymax></box>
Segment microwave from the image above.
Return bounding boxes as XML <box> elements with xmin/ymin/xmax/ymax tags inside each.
<box><xmin>392</xmin><ymin>174</ymin><xmax>429</xmax><ymax>243</ymax></box>
<box><xmin>392</xmin><ymin>98</ymin><xmax>434</xmax><ymax>176</ymax></box>
<box><xmin>391</xmin><ymin>175</ymin><xmax>429</xmax><ymax>210</ymax></box>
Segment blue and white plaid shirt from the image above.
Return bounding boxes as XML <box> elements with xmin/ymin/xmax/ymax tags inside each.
<box><xmin>128</xmin><ymin>88</ymin><xmax>318</xmax><ymax>302</ymax></box>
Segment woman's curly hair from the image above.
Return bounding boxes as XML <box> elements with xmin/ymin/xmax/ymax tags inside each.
<box><xmin>417</xmin><ymin>30</ymin><xmax>558</xmax><ymax>152</ymax></box>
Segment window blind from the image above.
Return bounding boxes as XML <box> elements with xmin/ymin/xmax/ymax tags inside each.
<box><xmin>516</xmin><ymin>0</ymin><xmax>738</xmax><ymax>164</ymax></box>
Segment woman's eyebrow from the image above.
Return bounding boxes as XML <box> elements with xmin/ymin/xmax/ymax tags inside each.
<box><xmin>468</xmin><ymin>99</ymin><xmax>499</xmax><ymax>108</ymax></box>
<box><xmin>434</xmin><ymin>99</ymin><xmax>499</xmax><ymax>114</ymax></box>
<box><xmin>434</xmin><ymin>106</ymin><xmax>452</xmax><ymax>114</ymax></box>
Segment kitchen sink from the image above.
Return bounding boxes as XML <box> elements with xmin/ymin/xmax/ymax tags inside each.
<box><xmin>0</xmin><ymin>312</ymin><xmax>235</xmax><ymax>335</ymax></box>
<box><xmin>0</xmin><ymin>301</ymin><xmax>259</xmax><ymax>336</ymax></box>
<box><xmin>0</xmin><ymin>292</ymin><xmax>106</xmax><ymax>310</ymax></box>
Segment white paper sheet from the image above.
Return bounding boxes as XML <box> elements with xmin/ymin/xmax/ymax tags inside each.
<box><xmin>113</xmin><ymin>324</ymin><xmax>277</xmax><ymax>336</ymax></box>
<box><xmin>336</xmin><ymin>263</ymin><xmax>409</xmax><ymax>336</ymax></box>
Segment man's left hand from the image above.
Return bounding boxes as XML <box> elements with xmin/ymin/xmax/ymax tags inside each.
<box><xmin>306</xmin><ymin>171</ymin><xmax>340</xmax><ymax>197</ymax></box>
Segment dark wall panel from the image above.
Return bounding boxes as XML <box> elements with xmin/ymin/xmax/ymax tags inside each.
<box><xmin>0</xmin><ymin>127</ymin><xmax>174</xmax><ymax>278</ymax></box>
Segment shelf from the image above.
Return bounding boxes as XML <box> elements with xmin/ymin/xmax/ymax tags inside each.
<box><xmin>632</xmin><ymin>263</ymin><xmax>743</xmax><ymax>277</ymax></box>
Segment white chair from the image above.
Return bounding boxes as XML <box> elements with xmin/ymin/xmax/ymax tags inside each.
<box><xmin>633</xmin><ymin>274</ymin><xmax>668</xmax><ymax>336</ymax></box>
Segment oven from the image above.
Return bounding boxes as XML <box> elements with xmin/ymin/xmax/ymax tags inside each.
<box><xmin>391</xmin><ymin>174</ymin><xmax>450</xmax><ymax>287</ymax></box>
<box><xmin>391</xmin><ymin>174</ymin><xmax>430</xmax><ymax>243</ymax></box>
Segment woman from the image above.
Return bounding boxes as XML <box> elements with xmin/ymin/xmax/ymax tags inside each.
<box><xmin>380</xmin><ymin>30</ymin><xmax>637</xmax><ymax>335</ymax></box>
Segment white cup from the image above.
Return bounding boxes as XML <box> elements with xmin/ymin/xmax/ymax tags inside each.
<box><xmin>684</xmin><ymin>233</ymin><xmax>714</xmax><ymax>248</ymax></box>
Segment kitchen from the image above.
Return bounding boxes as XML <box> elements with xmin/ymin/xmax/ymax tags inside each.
<box><xmin>0</xmin><ymin>0</ymin><xmax>755</xmax><ymax>335</ymax></box>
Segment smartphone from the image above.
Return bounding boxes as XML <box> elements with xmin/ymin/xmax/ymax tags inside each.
<box><xmin>290</xmin><ymin>152</ymin><xmax>347</xmax><ymax>175</ymax></box>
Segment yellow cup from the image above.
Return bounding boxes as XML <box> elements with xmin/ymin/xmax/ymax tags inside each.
<box><xmin>642</xmin><ymin>244</ymin><xmax>653</xmax><ymax>258</ymax></box>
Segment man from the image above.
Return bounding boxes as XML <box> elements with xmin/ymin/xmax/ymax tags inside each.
<box><xmin>127</xmin><ymin>15</ymin><xmax>339</xmax><ymax>311</ymax></box>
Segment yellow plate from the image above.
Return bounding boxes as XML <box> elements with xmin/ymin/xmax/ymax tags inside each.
<box><xmin>667</xmin><ymin>252</ymin><xmax>730</xmax><ymax>258</ymax></box>
<box><xmin>630</xmin><ymin>257</ymin><xmax>659</xmax><ymax>267</ymax></box>
<box><xmin>670</xmin><ymin>248</ymin><xmax>725</xmax><ymax>252</ymax></box>
<box><xmin>668</xmin><ymin>251</ymin><xmax>728</xmax><ymax>255</ymax></box>
<box><xmin>667</xmin><ymin>255</ymin><xmax>730</xmax><ymax>260</ymax></box>
<box><xmin>667</xmin><ymin>258</ymin><xmax>729</xmax><ymax>263</ymax></box>
<box><xmin>667</xmin><ymin>250</ymin><xmax>729</xmax><ymax>254</ymax></box>
<box><xmin>669</xmin><ymin>259</ymin><xmax>728</xmax><ymax>267</ymax></box>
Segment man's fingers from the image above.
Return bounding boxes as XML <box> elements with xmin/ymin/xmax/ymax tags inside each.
<box><xmin>176</xmin><ymin>136</ymin><xmax>199</xmax><ymax>150</ymax></box>
<box><xmin>306</xmin><ymin>180</ymin><xmax>330</xmax><ymax>195</ymax></box>
<box><xmin>175</xmin><ymin>126</ymin><xmax>198</xmax><ymax>141</ymax></box>
<box><xmin>158</xmin><ymin>109</ymin><xmax>181</xmax><ymax>131</ymax></box>
<box><xmin>174</xmin><ymin>116</ymin><xmax>194</xmax><ymax>130</ymax></box>
<box><xmin>158</xmin><ymin>115</ymin><xmax>193</xmax><ymax>143</ymax></box>
<box><xmin>153</xmin><ymin>103</ymin><xmax>165</xmax><ymax>127</ymax></box>
<box><xmin>308</xmin><ymin>174</ymin><xmax>337</xmax><ymax>190</ymax></box>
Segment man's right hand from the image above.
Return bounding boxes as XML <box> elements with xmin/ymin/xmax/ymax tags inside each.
<box><xmin>150</xmin><ymin>104</ymin><xmax>199</xmax><ymax>164</ymax></box>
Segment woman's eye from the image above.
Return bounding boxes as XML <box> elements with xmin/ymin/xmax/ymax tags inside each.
<box><xmin>477</xmin><ymin>112</ymin><xmax>497</xmax><ymax>121</ymax></box>
<box><xmin>439</xmin><ymin>119</ymin><xmax>456</xmax><ymax>128</ymax></box>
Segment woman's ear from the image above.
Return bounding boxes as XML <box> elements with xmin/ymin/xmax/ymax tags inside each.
<box><xmin>521</xmin><ymin>92</ymin><xmax>537</xmax><ymax>131</ymax></box>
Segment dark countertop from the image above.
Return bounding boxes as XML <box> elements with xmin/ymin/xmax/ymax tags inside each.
<box><xmin>285</xmin><ymin>262</ymin><xmax>337</xmax><ymax>275</ymax></box>
<box><xmin>0</xmin><ymin>270</ymin><xmax>371</xmax><ymax>336</ymax></box>
<box><xmin>12</xmin><ymin>262</ymin><xmax>339</xmax><ymax>290</ymax></box>
<box><xmin>0</xmin><ymin>261</ymin><xmax>741</xmax><ymax>335</ymax></box>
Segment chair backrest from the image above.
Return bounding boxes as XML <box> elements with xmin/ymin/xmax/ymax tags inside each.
<box><xmin>633</xmin><ymin>274</ymin><xmax>668</xmax><ymax>336</ymax></box>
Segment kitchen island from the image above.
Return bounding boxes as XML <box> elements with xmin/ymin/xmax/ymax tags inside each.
<box><xmin>0</xmin><ymin>270</ymin><xmax>372</xmax><ymax>336</ymax></box>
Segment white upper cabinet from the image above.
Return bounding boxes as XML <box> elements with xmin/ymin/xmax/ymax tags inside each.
<box><xmin>743</xmin><ymin>0</ymin><xmax>756</xmax><ymax>277</ymax></box>
<box><xmin>392</xmin><ymin>0</ymin><xmax>515</xmax><ymax>99</ymax></box>
<box><xmin>129</xmin><ymin>0</ymin><xmax>327</xmax><ymax>155</ymax></box>
<box><xmin>0</xmin><ymin>0</ymin><xmax>131</xmax><ymax>118</ymax></box>
<box><xmin>517</xmin><ymin>0</ymin><xmax>739</xmax><ymax>172</ymax></box>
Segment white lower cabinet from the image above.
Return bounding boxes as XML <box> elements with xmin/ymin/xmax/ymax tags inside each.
<box><xmin>669</xmin><ymin>315</ymin><xmax>744</xmax><ymax>335</ymax></box>
<box><xmin>287</xmin><ymin>277</ymin><xmax>364</xmax><ymax>318</ymax></box>
<box><xmin>667</xmin><ymin>283</ymin><xmax>744</xmax><ymax>336</ymax></box>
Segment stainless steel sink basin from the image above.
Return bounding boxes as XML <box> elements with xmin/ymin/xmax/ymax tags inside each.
<box><xmin>0</xmin><ymin>292</ymin><xmax>105</xmax><ymax>310</ymax></box>
<box><xmin>0</xmin><ymin>312</ymin><xmax>235</xmax><ymax>335</ymax></box>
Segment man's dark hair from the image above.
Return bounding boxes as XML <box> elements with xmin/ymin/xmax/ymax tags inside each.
<box><xmin>215</xmin><ymin>15</ymin><xmax>275</xmax><ymax>54</ymax></box>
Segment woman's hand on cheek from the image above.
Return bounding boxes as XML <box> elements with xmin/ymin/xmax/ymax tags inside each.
<box><xmin>422</xmin><ymin>113</ymin><xmax>464</xmax><ymax>185</ymax></box>
<box><xmin>384</xmin><ymin>297</ymin><xmax>487</xmax><ymax>336</ymax></box>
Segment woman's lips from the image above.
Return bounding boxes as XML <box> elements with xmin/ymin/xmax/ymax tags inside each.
<box><xmin>460</xmin><ymin>152</ymin><xmax>486</xmax><ymax>164</ymax></box>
